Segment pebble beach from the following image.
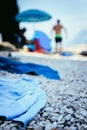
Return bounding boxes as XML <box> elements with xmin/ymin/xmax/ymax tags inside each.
<box><xmin>0</xmin><ymin>51</ymin><xmax>87</xmax><ymax>130</ymax></box>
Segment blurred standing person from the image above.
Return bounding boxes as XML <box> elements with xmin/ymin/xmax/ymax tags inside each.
<box><xmin>52</xmin><ymin>19</ymin><xmax>67</xmax><ymax>53</ymax></box>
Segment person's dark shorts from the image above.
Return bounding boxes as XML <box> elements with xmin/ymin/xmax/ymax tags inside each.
<box><xmin>55</xmin><ymin>37</ymin><xmax>62</xmax><ymax>43</ymax></box>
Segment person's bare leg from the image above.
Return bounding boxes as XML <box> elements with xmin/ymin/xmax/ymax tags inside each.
<box><xmin>59</xmin><ymin>42</ymin><xmax>62</xmax><ymax>54</ymax></box>
<box><xmin>56</xmin><ymin>45</ymin><xmax>58</xmax><ymax>53</ymax></box>
<box><xmin>55</xmin><ymin>43</ymin><xmax>62</xmax><ymax>53</ymax></box>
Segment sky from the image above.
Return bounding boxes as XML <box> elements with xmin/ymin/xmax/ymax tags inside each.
<box><xmin>17</xmin><ymin>0</ymin><xmax>87</xmax><ymax>46</ymax></box>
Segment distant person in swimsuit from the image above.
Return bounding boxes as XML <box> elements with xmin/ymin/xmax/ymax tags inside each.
<box><xmin>52</xmin><ymin>19</ymin><xmax>67</xmax><ymax>53</ymax></box>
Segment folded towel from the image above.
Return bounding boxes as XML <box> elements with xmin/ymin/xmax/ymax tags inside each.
<box><xmin>0</xmin><ymin>77</ymin><xmax>46</xmax><ymax>127</ymax></box>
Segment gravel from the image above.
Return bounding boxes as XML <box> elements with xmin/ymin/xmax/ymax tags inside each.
<box><xmin>0</xmin><ymin>54</ymin><xmax>87</xmax><ymax>130</ymax></box>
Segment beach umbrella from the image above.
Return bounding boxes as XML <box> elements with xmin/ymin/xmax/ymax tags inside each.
<box><xmin>15</xmin><ymin>9</ymin><xmax>52</xmax><ymax>50</ymax></box>
<box><xmin>15</xmin><ymin>9</ymin><xmax>52</xmax><ymax>32</ymax></box>
<box><xmin>34</xmin><ymin>30</ymin><xmax>51</xmax><ymax>52</ymax></box>
<box><xmin>15</xmin><ymin>9</ymin><xmax>52</xmax><ymax>23</ymax></box>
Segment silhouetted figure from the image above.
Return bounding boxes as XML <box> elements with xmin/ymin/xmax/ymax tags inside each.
<box><xmin>14</xmin><ymin>28</ymin><xmax>35</xmax><ymax>48</ymax></box>
<box><xmin>14</xmin><ymin>28</ymin><xmax>27</xmax><ymax>48</ymax></box>
<box><xmin>0</xmin><ymin>0</ymin><xmax>20</xmax><ymax>48</ymax></box>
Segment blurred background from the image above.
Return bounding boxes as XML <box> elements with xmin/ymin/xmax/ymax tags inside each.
<box><xmin>0</xmin><ymin>0</ymin><xmax>87</xmax><ymax>53</ymax></box>
<box><xmin>17</xmin><ymin>0</ymin><xmax>87</xmax><ymax>46</ymax></box>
